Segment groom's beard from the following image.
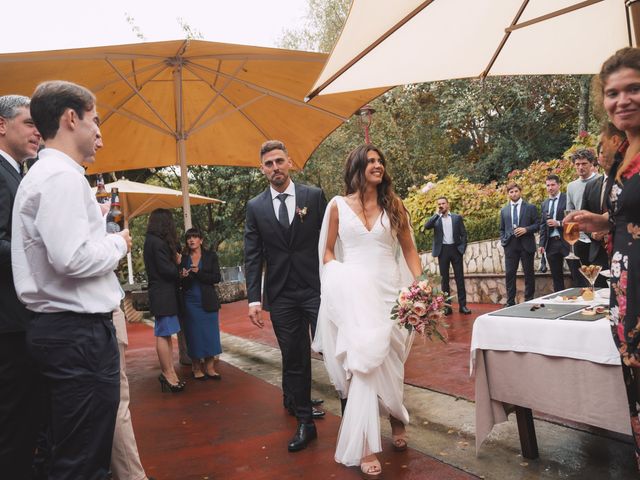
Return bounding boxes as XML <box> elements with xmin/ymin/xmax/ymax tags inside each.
<box><xmin>269</xmin><ymin>172</ymin><xmax>288</xmax><ymax>187</ymax></box>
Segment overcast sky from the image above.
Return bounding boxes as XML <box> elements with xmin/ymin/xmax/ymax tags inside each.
<box><xmin>1</xmin><ymin>0</ymin><xmax>309</xmax><ymax>53</ymax></box>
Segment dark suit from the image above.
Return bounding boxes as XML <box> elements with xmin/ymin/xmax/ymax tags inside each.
<box><xmin>244</xmin><ymin>183</ymin><xmax>326</xmax><ymax>422</ymax></box>
<box><xmin>143</xmin><ymin>232</ymin><xmax>180</xmax><ymax>318</ymax></box>
<box><xmin>500</xmin><ymin>200</ymin><xmax>539</xmax><ymax>305</ymax></box>
<box><xmin>0</xmin><ymin>155</ymin><xmax>40</xmax><ymax>479</ymax></box>
<box><xmin>424</xmin><ymin>212</ymin><xmax>468</xmax><ymax>307</ymax></box>
<box><xmin>180</xmin><ymin>249</ymin><xmax>222</xmax><ymax>312</ymax></box>
<box><xmin>539</xmin><ymin>194</ymin><xmax>569</xmax><ymax>292</ymax></box>
<box><xmin>582</xmin><ymin>176</ymin><xmax>609</xmax><ymax>288</ymax></box>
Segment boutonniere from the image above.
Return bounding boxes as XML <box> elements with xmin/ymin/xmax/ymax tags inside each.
<box><xmin>296</xmin><ymin>206</ymin><xmax>308</xmax><ymax>222</ymax></box>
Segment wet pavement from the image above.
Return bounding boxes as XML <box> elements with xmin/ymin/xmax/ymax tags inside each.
<box><xmin>126</xmin><ymin>301</ymin><xmax>638</xmax><ymax>479</ymax></box>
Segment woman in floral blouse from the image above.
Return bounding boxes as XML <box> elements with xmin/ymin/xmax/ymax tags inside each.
<box><xmin>571</xmin><ymin>47</ymin><xmax>640</xmax><ymax>470</ymax></box>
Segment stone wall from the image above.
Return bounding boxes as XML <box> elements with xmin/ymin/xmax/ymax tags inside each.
<box><xmin>419</xmin><ymin>237</ymin><xmax>573</xmax><ymax>305</ymax></box>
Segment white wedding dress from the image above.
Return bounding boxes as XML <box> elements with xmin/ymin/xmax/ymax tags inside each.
<box><xmin>312</xmin><ymin>196</ymin><xmax>414</xmax><ymax>466</ymax></box>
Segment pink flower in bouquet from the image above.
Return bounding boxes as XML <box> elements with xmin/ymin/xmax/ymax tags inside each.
<box><xmin>399</xmin><ymin>288</ymin><xmax>410</xmax><ymax>304</ymax></box>
<box><xmin>413</xmin><ymin>301</ymin><xmax>427</xmax><ymax>316</ymax></box>
<box><xmin>408</xmin><ymin>314</ymin><xmax>420</xmax><ymax>326</ymax></box>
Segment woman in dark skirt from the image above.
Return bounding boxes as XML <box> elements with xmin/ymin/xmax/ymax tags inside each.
<box><xmin>180</xmin><ymin>227</ymin><xmax>223</xmax><ymax>380</ymax></box>
<box><xmin>143</xmin><ymin>209</ymin><xmax>184</xmax><ymax>392</ymax></box>
<box><xmin>571</xmin><ymin>47</ymin><xmax>640</xmax><ymax>470</ymax></box>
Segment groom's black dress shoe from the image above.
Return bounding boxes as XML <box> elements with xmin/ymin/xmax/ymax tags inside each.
<box><xmin>288</xmin><ymin>422</ymin><xmax>317</xmax><ymax>452</ymax></box>
<box><xmin>459</xmin><ymin>306</ymin><xmax>472</xmax><ymax>314</ymax></box>
<box><xmin>286</xmin><ymin>406</ymin><xmax>325</xmax><ymax>418</ymax></box>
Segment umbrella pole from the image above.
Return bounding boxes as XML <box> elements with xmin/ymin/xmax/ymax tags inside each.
<box><xmin>124</xmin><ymin>215</ymin><xmax>134</xmax><ymax>285</ymax></box>
<box><xmin>173</xmin><ymin>61</ymin><xmax>193</xmax><ymax>229</ymax></box>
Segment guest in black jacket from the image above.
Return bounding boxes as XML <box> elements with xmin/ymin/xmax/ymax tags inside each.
<box><xmin>499</xmin><ymin>182</ymin><xmax>539</xmax><ymax>306</ymax></box>
<box><xmin>180</xmin><ymin>228</ymin><xmax>223</xmax><ymax>380</ymax></box>
<box><xmin>424</xmin><ymin>196</ymin><xmax>471</xmax><ymax>314</ymax></box>
<box><xmin>143</xmin><ymin>209</ymin><xmax>184</xmax><ymax>393</ymax></box>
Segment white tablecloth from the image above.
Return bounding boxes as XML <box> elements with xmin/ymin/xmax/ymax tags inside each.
<box><xmin>470</xmin><ymin>289</ymin><xmax>620</xmax><ymax>372</ymax></box>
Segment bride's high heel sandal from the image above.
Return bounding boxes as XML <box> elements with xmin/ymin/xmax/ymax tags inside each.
<box><xmin>360</xmin><ymin>456</ymin><xmax>382</xmax><ymax>479</ymax></box>
<box><xmin>390</xmin><ymin>416</ymin><xmax>408</xmax><ymax>452</ymax></box>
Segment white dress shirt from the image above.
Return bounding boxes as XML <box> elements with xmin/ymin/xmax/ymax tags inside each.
<box><xmin>11</xmin><ymin>148</ymin><xmax>127</xmax><ymax>313</ymax></box>
<box><xmin>270</xmin><ymin>181</ymin><xmax>296</xmax><ymax>224</ymax></box>
<box><xmin>0</xmin><ymin>148</ymin><xmax>21</xmax><ymax>174</ymax></box>
<box><xmin>440</xmin><ymin>213</ymin><xmax>454</xmax><ymax>245</ymax></box>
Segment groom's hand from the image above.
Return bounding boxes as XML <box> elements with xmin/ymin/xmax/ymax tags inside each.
<box><xmin>249</xmin><ymin>305</ymin><xmax>263</xmax><ymax>328</ymax></box>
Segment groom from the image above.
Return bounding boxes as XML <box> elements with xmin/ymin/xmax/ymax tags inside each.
<box><xmin>244</xmin><ymin>140</ymin><xmax>327</xmax><ymax>452</ymax></box>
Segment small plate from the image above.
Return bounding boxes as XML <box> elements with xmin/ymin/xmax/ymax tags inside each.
<box><xmin>555</xmin><ymin>296</ymin><xmax>581</xmax><ymax>303</ymax></box>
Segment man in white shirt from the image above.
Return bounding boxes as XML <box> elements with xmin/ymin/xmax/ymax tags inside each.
<box><xmin>424</xmin><ymin>197</ymin><xmax>471</xmax><ymax>314</ymax></box>
<box><xmin>12</xmin><ymin>81</ymin><xmax>131</xmax><ymax>480</ymax></box>
<box><xmin>0</xmin><ymin>95</ymin><xmax>42</xmax><ymax>480</ymax></box>
<box><xmin>566</xmin><ymin>148</ymin><xmax>599</xmax><ymax>287</ymax></box>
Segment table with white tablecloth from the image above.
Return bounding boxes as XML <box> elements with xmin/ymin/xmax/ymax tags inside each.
<box><xmin>470</xmin><ymin>289</ymin><xmax>630</xmax><ymax>458</ymax></box>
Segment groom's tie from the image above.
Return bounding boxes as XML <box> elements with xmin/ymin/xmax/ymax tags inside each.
<box><xmin>276</xmin><ymin>193</ymin><xmax>290</xmax><ymax>229</ymax></box>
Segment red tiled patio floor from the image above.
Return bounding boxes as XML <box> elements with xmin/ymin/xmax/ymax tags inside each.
<box><xmin>126</xmin><ymin>322</ymin><xmax>478</xmax><ymax>480</ymax></box>
<box><xmin>219</xmin><ymin>300</ymin><xmax>502</xmax><ymax>401</ymax></box>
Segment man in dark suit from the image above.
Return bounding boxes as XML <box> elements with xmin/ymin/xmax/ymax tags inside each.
<box><xmin>538</xmin><ymin>175</ymin><xmax>569</xmax><ymax>292</ymax></box>
<box><xmin>499</xmin><ymin>182</ymin><xmax>539</xmax><ymax>306</ymax></box>
<box><xmin>425</xmin><ymin>196</ymin><xmax>471</xmax><ymax>314</ymax></box>
<box><xmin>0</xmin><ymin>95</ymin><xmax>41</xmax><ymax>479</ymax></box>
<box><xmin>244</xmin><ymin>140</ymin><xmax>327</xmax><ymax>452</ymax></box>
<box><xmin>581</xmin><ymin>123</ymin><xmax>626</xmax><ymax>288</ymax></box>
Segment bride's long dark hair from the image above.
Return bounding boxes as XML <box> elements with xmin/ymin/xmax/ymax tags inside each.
<box><xmin>343</xmin><ymin>144</ymin><xmax>409</xmax><ymax>234</ymax></box>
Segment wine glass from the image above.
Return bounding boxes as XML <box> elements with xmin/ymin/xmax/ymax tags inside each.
<box><xmin>579</xmin><ymin>264</ymin><xmax>603</xmax><ymax>296</ymax></box>
<box><xmin>563</xmin><ymin>210</ymin><xmax>580</xmax><ymax>259</ymax></box>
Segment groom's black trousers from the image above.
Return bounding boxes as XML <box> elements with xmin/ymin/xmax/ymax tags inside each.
<box><xmin>269</xmin><ymin>282</ymin><xmax>319</xmax><ymax>424</ymax></box>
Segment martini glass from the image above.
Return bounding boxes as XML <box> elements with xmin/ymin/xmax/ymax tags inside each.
<box><xmin>563</xmin><ymin>210</ymin><xmax>580</xmax><ymax>259</ymax></box>
<box><xmin>579</xmin><ymin>264</ymin><xmax>603</xmax><ymax>296</ymax></box>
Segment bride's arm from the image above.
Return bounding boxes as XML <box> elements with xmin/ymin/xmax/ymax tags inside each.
<box><xmin>398</xmin><ymin>222</ymin><xmax>423</xmax><ymax>279</ymax></box>
<box><xmin>323</xmin><ymin>202</ymin><xmax>339</xmax><ymax>265</ymax></box>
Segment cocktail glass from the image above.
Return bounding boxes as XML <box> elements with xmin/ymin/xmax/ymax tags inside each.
<box><xmin>579</xmin><ymin>264</ymin><xmax>603</xmax><ymax>296</ymax></box>
<box><xmin>563</xmin><ymin>210</ymin><xmax>580</xmax><ymax>259</ymax></box>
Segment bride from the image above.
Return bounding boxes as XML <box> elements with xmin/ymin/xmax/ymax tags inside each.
<box><xmin>313</xmin><ymin>144</ymin><xmax>423</xmax><ymax>478</ymax></box>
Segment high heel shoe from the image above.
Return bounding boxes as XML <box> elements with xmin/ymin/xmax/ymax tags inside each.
<box><xmin>360</xmin><ymin>456</ymin><xmax>382</xmax><ymax>479</ymax></box>
<box><xmin>390</xmin><ymin>416</ymin><xmax>408</xmax><ymax>452</ymax></box>
<box><xmin>158</xmin><ymin>373</ymin><xmax>185</xmax><ymax>393</ymax></box>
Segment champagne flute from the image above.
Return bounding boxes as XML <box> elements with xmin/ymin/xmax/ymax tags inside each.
<box><xmin>563</xmin><ymin>210</ymin><xmax>580</xmax><ymax>259</ymax></box>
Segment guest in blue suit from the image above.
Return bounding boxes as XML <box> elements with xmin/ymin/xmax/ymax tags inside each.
<box><xmin>424</xmin><ymin>196</ymin><xmax>471</xmax><ymax>314</ymax></box>
<box><xmin>180</xmin><ymin>227</ymin><xmax>222</xmax><ymax>380</ymax></box>
<box><xmin>499</xmin><ymin>182</ymin><xmax>539</xmax><ymax>306</ymax></box>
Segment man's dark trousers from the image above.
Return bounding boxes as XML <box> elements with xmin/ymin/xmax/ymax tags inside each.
<box><xmin>0</xmin><ymin>331</ymin><xmax>41</xmax><ymax>480</ymax></box>
<box><xmin>439</xmin><ymin>244</ymin><xmax>467</xmax><ymax>307</ymax></box>
<box><xmin>27</xmin><ymin>312</ymin><xmax>120</xmax><ymax>480</ymax></box>
<box><xmin>269</xmin><ymin>278</ymin><xmax>319</xmax><ymax>424</ymax></box>
<box><xmin>545</xmin><ymin>237</ymin><xmax>566</xmax><ymax>292</ymax></box>
<box><xmin>505</xmin><ymin>243</ymin><xmax>535</xmax><ymax>304</ymax></box>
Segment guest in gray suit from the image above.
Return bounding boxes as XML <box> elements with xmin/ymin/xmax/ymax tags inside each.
<box><xmin>0</xmin><ymin>95</ymin><xmax>41</xmax><ymax>480</ymax></box>
<box><xmin>424</xmin><ymin>197</ymin><xmax>471</xmax><ymax>314</ymax></box>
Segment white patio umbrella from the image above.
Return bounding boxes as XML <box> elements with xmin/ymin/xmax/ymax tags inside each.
<box><xmin>92</xmin><ymin>179</ymin><xmax>224</xmax><ymax>284</ymax></box>
<box><xmin>308</xmin><ymin>0</ymin><xmax>636</xmax><ymax>98</ymax></box>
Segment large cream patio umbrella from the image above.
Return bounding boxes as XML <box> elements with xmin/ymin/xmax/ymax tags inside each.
<box><xmin>308</xmin><ymin>0</ymin><xmax>636</xmax><ymax>98</ymax></box>
<box><xmin>0</xmin><ymin>39</ymin><xmax>385</xmax><ymax>226</ymax></box>
<box><xmin>92</xmin><ymin>178</ymin><xmax>224</xmax><ymax>284</ymax></box>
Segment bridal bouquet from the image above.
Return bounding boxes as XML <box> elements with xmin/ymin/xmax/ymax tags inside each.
<box><xmin>391</xmin><ymin>274</ymin><xmax>449</xmax><ymax>342</ymax></box>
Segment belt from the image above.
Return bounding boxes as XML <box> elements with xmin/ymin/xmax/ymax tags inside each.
<box><xmin>549</xmin><ymin>237</ymin><xmax>561</xmax><ymax>241</ymax></box>
<box><xmin>38</xmin><ymin>311</ymin><xmax>113</xmax><ymax>320</ymax></box>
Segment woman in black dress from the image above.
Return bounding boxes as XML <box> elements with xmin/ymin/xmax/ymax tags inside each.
<box><xmin>143</xmin><ymin>209</ymin><xmax>184</xmax><ymax>392</ymax></box>
<box><xmin>571</xmin><ymin>47</ymin><xmax>640</xmax><ymax>470</ymax></box>
<box><xmin>180</xmin><ymin>228</ymin><xmax>223</xmax><ymax>380</ymax></box>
